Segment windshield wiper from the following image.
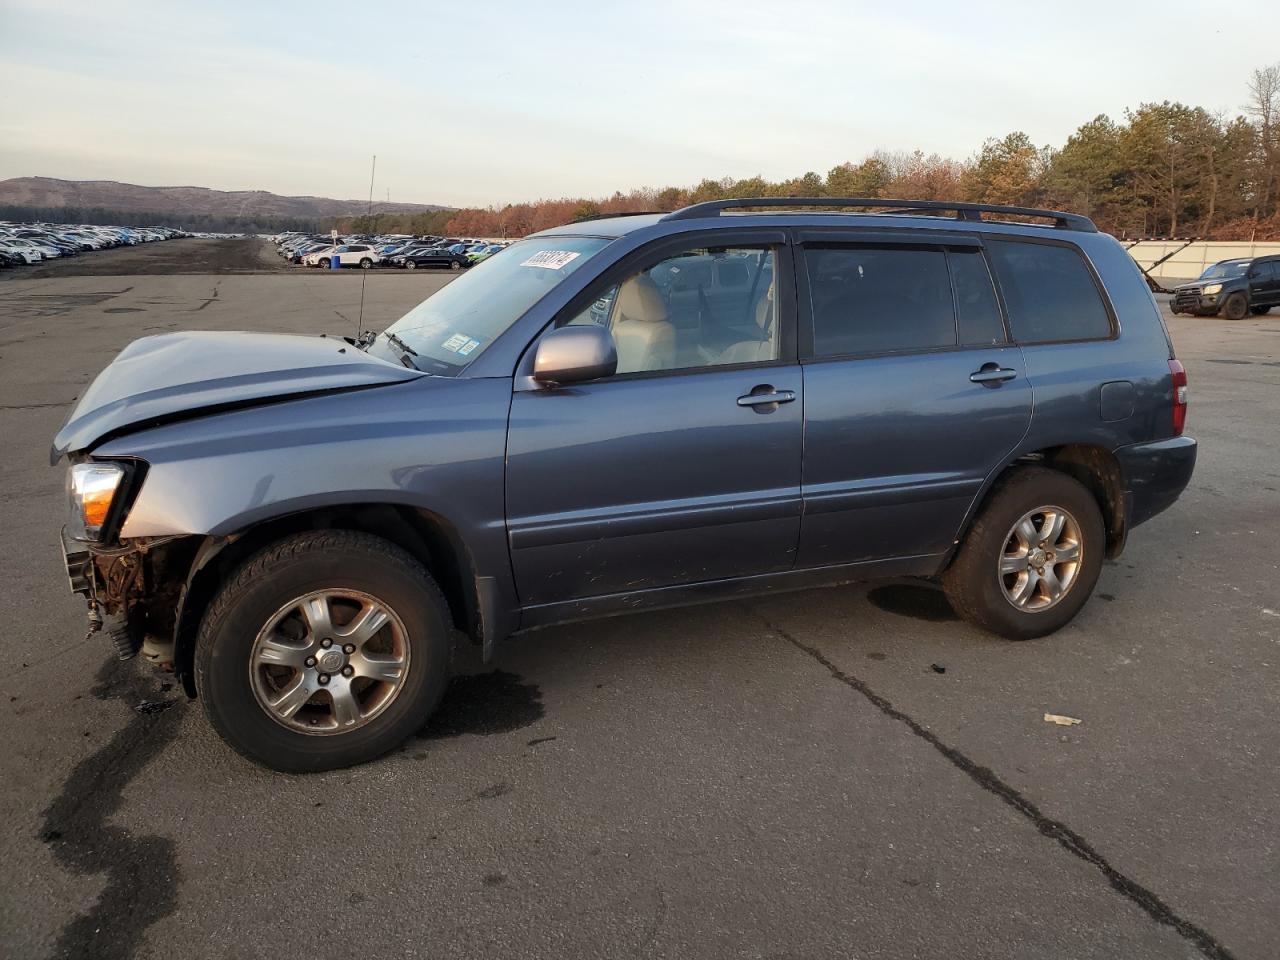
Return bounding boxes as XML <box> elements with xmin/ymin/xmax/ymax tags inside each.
<box><xmin>380</xmin><ymin>331</ymin><xmax>421</xmax><ymax>368</ymax></box>
<box><xmin>385</xmin><ymin>331</ymin><xmax>418</xmax><ymax>356</ymax></box>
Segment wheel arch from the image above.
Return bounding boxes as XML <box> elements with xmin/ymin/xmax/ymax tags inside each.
<box><xmin>953</xmin><ymin>444</ymin><xmax>1127</xmax><ymax>566</ymax></box>
<box><xmin>171</xmin><ymin>502</ymin><xmax>485</xmax><ymax>698</ymax></box>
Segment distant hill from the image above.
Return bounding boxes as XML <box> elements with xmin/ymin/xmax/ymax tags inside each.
<box><xmin>0</xmin><ymin>177</ymin><xmax>452</xmax><ymax>231</ymax></box>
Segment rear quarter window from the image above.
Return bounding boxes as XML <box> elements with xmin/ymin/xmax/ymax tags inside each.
<box><xmin>986</xmin><ymin>239</ymin><xmax>1112</xmax><ymax>343</ymax></box>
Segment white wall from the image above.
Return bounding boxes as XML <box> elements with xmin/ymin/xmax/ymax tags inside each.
<box><xmin>1125</xmin><ymin>240</ymin><xmax>1280</xmax><ymax>282</ymax></box>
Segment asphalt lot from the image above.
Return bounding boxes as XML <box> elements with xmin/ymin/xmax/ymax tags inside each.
<box><xmin>0</xmin><ymin>238</ymin><xmax>1277</xmax><ymax>960</ymax></box>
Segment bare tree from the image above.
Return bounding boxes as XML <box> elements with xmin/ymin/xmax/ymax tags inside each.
<box><xmin>1246</xmin><ymin>64</ymin><xmax>1280</xmax><ymax>218</ymax></box>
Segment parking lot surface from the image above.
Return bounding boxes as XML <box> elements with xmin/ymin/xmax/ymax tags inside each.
<box><xmin>1</xmin><ymin>239</ymin><xmax>1277</xmax><ymax>960</ymax></box>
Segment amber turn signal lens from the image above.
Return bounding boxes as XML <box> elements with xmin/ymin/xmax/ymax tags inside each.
<box><xmin>68</xmin><ymin>462</ymin><xmax>126</xmax><ymax>539</ymax></box>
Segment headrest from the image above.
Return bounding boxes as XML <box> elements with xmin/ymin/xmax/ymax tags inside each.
<box><xmin>614</xmin><ymin>274</ymin><xmax>669</xmax><ymax>325</ymax></box>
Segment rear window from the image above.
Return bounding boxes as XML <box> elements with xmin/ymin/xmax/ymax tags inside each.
<box><xmin>805</xmin><ymin>245</ymin><xmax>955</xmax><ymax>356</ymax></box>
<box><xmin>986</xmin><ymin>239</ymin><xmax>1111</xmax><ymax>343</ymax></box>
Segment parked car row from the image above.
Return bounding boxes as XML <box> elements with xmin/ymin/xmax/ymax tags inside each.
<box><xmin>0</xmin><ymin>221</ymin><xmax>187</xmax><ymax>269</ymax></box>
<box><xmin>270</xmin><ymin>231</ymin><xmax>513</xmax><ymax>271</ymax></box>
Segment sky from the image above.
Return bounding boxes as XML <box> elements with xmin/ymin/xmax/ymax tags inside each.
<box><xmin>0</xmin><ymin>0</ymin><xmax>1274</xmax><ymax>209</ymax></box>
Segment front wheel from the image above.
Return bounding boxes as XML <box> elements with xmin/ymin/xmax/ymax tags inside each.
<box><xmin>1220</xmin><ymin>292</ymin><xmax>1249</xmax><ymax>320</ymax></box>
<box><xmin>943</xmin><ymin>467</ymin><xmax>1105</xmax><ymax>640</ymax></box>
<box><xmin>449</xmin><ymin>259</ymin><xmax>463</xmax><ymax>271</ymax></box>
<box><xmin>405</xmin><ymin>260</ymin><xmax>417</xmax><ymax>270</ymax></box>
<box><xmin>195</xmin><ymin>531</ymin><xmax>453</xmax><ymax>772</ymax></box>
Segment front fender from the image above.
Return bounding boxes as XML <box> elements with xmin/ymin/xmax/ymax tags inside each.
<box><xmin>94</xmin><ymin>376</ymin><xmax>515</xmax><ymax>587</ymax></box>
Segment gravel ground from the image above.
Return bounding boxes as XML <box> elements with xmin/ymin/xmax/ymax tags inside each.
<box><xmin>1</xmin><ymin>236</ymin><xmax>287</xmax><ymax>279</ymax></box>
<box><xmin>0</xmin><ymin>239</ymin><xmax>1277</xmax><ymax>960</ymax></box>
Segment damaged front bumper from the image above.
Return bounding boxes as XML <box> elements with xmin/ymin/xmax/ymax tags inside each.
<box><xmin>62</xmin><ymin>528</ymin><xmax>185</xmax><ymax>666</ymax></box>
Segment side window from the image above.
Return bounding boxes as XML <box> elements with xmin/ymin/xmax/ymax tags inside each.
<box><xmin>986</xmin><ymin>239</ymin><xmax>1111</xmax><ymax>343</ymax></box>
<box><xmin>950</xmin><ymin>248</ymin><xmax>1005</xmax><ymax>346</ymax></box>
<box><xmin>805</xmin><ymin>245</ymin><xmax>955</xmax><ymax>357</ymax></box>
<box><xmin>560</xmin><ymin>247</ymin><xmax>779</xmax><ymax>375</ymax></box>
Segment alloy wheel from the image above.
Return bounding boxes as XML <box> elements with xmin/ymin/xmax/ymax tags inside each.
<box><xmin>249</xmin><ymin>589</ymin><xmax>410</xmax><ymax>735</ymax></box>
<box><xmin>997</xmin><ymin>506</ymin><xmax>1083</xmax><ymax>612</ymax></box>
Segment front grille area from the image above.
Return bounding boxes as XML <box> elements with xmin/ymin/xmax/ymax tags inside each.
<box><xmin>1174</xmin><ymin>289</ymin><xmax>1202</xmax><ymax>311</ymax></box>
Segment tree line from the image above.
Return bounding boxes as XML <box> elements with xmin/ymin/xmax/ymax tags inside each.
<box><xmin>347</xmin><ymin>63</ymin><xmax>1280</xmax><ymax>242</ymax></box>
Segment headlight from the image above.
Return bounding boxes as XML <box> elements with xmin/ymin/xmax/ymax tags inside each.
<box><xmin>1201</xmin><ymin>283</ymin><xmax>1223</xmax><ymax>295</ymax></box>
<box><xmin>67</xmin><ymin>462</ymin><xmax>125</xmax><ymax>541</ymax></box>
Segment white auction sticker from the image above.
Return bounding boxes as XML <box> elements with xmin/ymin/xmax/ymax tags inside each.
<box><xmin>441</xmin><ymin>333</ymin><xmax>471</xmax><ymax>353</ymax></box>
<box><xmin>521</xmin><ymin>250</ymin><xmax>581</xmax><ymax>270</ymax></box>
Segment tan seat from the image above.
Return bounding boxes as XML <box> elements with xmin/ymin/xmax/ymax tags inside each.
<box><xmin>714</xmin><ymin>282</ymin><xmax>777</xmax><ymax>365</ymax></box>
<box><xmin>612</xmin><ymin>274</ymin><xmax>676</xmax><ymax>373</ymax></box>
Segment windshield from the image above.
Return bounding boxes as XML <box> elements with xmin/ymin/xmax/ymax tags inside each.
<box><xmin>369</xmin><ymin>235</ymin><xmax>610</xmax><ymax>374</ymax></box>
<box><xmin>1199</xmin><ymin>260</ymin><xmax>1249</xmax><ymax>280</ymax></box>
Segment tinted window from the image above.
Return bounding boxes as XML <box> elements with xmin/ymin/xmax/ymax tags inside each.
<box><xmin>950</xmin><ymin>249</ymin><xmax>1005</xmax><ymax>345</ymax></box>
<box><xmin>806</xmin><ymin>245</ymin><xmax>955</xmax><ymax>356</ymax></box>
<box><xmin>986</xmin><ymin>240</ymin><xmax>1111</xmax><ymax>343</ymax></box>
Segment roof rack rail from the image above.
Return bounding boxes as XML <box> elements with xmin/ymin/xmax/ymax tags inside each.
<box><xmin>661</xmin><ymin>197</ymin><xmax>1097</xmax><ymax>233</ymax></box>
<box><xmin>572</xmin><ymin>210</ymin><xmax>666</xmax><ymax>223</ymax></box>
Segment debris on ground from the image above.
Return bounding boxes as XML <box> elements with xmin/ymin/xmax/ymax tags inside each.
<box><xmin>1044</xmin><ymin>713</ymin><xmax>1082</xmax><ymax>726</ymax></box>
<box><xmin>134</xmin><ymin>699</ymin><xmax>176</xmax><ymax>715</ymax></box>
<box><xmin>930</xmin><ymin>663</ymin><xmax>946</xmax><ymax>674</ymax></box>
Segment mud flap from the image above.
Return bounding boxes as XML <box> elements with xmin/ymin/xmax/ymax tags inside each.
<box><xmin>476</xmin><ymin>576</ymin><xmax>502</xmax><ymax>662</ymax></box>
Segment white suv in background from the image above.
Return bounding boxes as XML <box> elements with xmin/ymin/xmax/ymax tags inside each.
<box><xmin>304</xmin><ymin>244</ymin><xmax>380</xmax><ymax>269</ymax></box>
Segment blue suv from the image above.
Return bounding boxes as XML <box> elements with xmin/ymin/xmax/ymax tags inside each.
<box><xmin>54</xmin><ymin>198</ymin><xmax>1196</xmax><ymax>770</ymax></box>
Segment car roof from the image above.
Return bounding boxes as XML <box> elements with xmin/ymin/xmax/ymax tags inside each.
<box><xmin>529</xmin><ymin>199</ymin><xmax>1099</xmax><ymax>243</ymax></box>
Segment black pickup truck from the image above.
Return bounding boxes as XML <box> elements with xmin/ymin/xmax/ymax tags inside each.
<box><xmin>1171</xmin><ymin>255</ymin><xmax>1280</xmax><ymax>319</ymax></box>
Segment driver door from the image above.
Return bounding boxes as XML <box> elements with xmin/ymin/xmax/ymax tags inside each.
<box><xmin>505</xmin><ymin>234</ymin><xmax>803</xmax><ymax>609</ymax></box>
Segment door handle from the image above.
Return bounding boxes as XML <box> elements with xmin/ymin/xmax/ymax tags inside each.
<box><xmin>969</xmin><ymin>365</ymin><xmax>1018</xmax><ymax>384</ymax></box>
<box><xmin>737</xmin><ymin>389</ymin><xmax>796</xmax><ymax>407</ymax></box>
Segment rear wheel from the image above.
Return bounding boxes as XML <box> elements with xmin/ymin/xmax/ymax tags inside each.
<box><xmin>195</xmin><ymin>531</ymin><xmax>453</xmax><ymax>772</ymax></box>
<box><xmin>943</xmin><ymin>467</ymin><xmax>1105</xmax><ymax>640</ymax></box>
<box><xmin>1221</xmin><ymin>292</ymin><xmax>1249</xmax><ymax>320</ymax></box>
<box><xmin>360</xmin><ymin>258</ymin><xmax>373</xmax><ymax>269</ymax></box>
<box><xmin>1250</xmin><ymin>305</ymin><xmax>1271</xmax><ymax>315</ymax></box>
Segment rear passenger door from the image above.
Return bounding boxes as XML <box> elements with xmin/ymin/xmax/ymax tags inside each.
<box><xmin>796</xmin><ymin>233</ymin><xmax>1033</xmax><ymax>567</ymax></box>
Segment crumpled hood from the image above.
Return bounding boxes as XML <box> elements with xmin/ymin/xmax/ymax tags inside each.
<box><xmin>51</xmin><ymin>331</ymin><xmax>422</xmax><ymax>462</ymax></box>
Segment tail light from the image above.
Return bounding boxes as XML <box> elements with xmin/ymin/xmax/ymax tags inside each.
<box><xmin>1169</xmin><ymin>359</ymin><xmax>1188</xmax><ymax>435</ymax></box>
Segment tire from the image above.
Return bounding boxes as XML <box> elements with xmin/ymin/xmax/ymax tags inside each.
<box><xmin>1220</xmin><ymin>292</ymin><xmax>1249</xmax><ymax>320</ymax></box>
<box><xmin>1250</xmin><ymin>305</ymin><xmax>1271</xmax><ymax>315</ymax></box>
<box><xmin>449</xmin><ymin>259</ymin><xmax>463</xmax><ymax>271</ymax></box>
<box><xmin>360</xmin><ymin>258</ymin><xmax>373</xmax><ymax>269</ymax></box>
<box><xmin>195</xmin><ymin>531</ymin><xmax>453</xmax><ymax>772</ymax></box>
<box><xmin>943</xmin><ymin>467</ymin><xmax>1105</xmax><ymax>641</ymax></box>
<box><xmin>405</xmin><ymin>260</ymin><xmax>416</xmax><ymax>270</ymax></box>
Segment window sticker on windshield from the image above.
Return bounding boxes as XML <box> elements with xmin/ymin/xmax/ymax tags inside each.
<box><xmin>441</xmin><ymin>333</ymin><xmax>471</xmax><ymax>353</ymax></box>
<box><xmin>521</xmin><ymin>250</ymin><xmax>581</xmax><ymax>270</ymax></box>
<box><xmin>456</xmin><ymin>338</ymin><xmax>482</xmax><ymax>356</ymax></box>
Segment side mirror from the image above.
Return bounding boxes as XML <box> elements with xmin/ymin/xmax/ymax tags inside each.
<box><xmin>533</xmin><ymin>325</ymin><xmax>617</xmax><ymax>385</ymax></box>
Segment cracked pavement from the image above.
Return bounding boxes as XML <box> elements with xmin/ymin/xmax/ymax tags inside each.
<box><xmin>1</xmin><ymin>239</ymin><xmax>1277</xmax><ymax>959</ymax></box>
